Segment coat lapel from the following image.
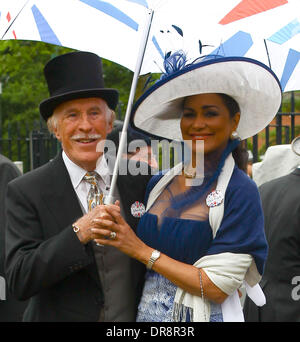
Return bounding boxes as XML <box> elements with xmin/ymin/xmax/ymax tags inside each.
<box><xmin>41</xmin><ymin>153</ymin><xmax>101</xmax><ymax>288</ymax></box>
<box><xmin>41</xmin><ymin>153</ymin><xmax>83</xmax><ymax>229</ymax></box>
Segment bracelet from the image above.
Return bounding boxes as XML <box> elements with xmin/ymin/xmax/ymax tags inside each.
<box><xmin>199</xmin><ymin>269</ymin><xmax>204</xmax><ymax>298</ymax></box>
<box><xmin>198</xmin><ymin>269</ymin><xmax>207</xmax><ymax>321</ymax></box>
<box><xmin>72</xmin><ymin>223</ymin><xmax>80</xmax><ymax>233</ymax></box>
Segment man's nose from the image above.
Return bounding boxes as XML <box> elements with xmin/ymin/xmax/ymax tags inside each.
<box><xmin>78</xmin><ymin>114</ymin><xmax>93</xmax><ymax>131</ymax></box>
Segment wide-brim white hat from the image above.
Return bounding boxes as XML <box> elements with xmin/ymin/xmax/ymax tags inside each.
<box><xmin>130</xmin><ymin>56</ymin><xmax>282</xmax><ymax>141</ymax></box>
<box><xmin>252</xmin><ymin>143</ymin><xmax>300</xmax><ymax>186</ymax></box>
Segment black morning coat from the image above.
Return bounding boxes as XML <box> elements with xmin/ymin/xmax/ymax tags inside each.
<box><xmin>0</xmin><ymin>154</ymin><xmax>27</xmax><ymax>321</ymax></box>
<box><xmin>244</xmin><ymin>168</ymin><xmax>300</xmax><ymax>322</ymax></box>
<box><xmin>4</xmin><ymin>152</ymin><xmax>152</xmax><ymax>322</ymax></box>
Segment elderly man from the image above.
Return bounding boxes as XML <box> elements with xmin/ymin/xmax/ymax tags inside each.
<box><xmin>5</xmin><ymin>51</ymin><xmax>151</xmax><ymax>322</ymax></box>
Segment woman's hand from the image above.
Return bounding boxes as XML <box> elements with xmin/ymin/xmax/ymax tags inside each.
<box><xmin>91</xmin><ymin>203</ymin><xmax>151</xmax><ymax>262</ymax></box>
<box><xmin>91</xmin><ymin>204</ymin><xmax>229</xmax><ymax>304</ymax></box>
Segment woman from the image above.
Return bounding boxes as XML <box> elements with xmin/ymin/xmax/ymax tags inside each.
<box><xmin>91</xmin><ymin>54</ymin><xmax>282</xmax><ymax>322</ymax></box>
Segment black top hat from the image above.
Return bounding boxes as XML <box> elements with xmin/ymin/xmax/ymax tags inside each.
<box><xmin>39</xmin><ymin>51</ymin><xmax>119</xmax><ymax>121</ymax></box>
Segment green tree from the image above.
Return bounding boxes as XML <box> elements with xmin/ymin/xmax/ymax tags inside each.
<box><xmin>102</xmin><ymin>59</ymin><xmax>133</xmax><ymax>120</ymax></box>
<box><xmin>0</xmin><ymin>40</ymin><xmax>143</xmax><ymax>128</ymax></box>
<box><xmin>0</xmin><ymin>40</ymin><xmax>75</xmax><ymax>128</ymax></box>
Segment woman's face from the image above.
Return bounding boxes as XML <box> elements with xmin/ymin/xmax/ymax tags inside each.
<box><xmin>180</xmin><ymin>93</ymin><xmax>240</xmax><ymax>155</ymax></box>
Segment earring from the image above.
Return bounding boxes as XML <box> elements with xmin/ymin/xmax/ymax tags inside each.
<box><xmin>231</xmin><ymin>131</ymin><xmax>239</xmax><ymax>140</ymax></box>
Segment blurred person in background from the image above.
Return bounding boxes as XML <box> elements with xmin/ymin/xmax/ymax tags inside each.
<box><xmin>244</xmin><ymin>136</ymin><xmax>300</xmax><ymax>322</ymax></box>
<box><xmin>0</xmin><ymin>154</ymin><xmax>27</xmax><ymax>321</ymax></box>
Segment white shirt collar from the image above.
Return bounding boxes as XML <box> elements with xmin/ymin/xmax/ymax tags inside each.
<box><xmin>62</xmin><ymin>151</ymin><xmax>111</xmax><ymax>189</ymax></box>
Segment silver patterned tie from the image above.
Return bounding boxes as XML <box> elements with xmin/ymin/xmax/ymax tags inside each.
<box><xmin>83</xmin><ymin>171</ymin><xmax>103</xmax><ymax>211</ymax></box>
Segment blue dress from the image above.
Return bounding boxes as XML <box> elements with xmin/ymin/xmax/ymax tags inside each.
<box><xmin>136</xmin><ymin>166</ymin><xmax>268</xmax><ymax>322</ymax></box>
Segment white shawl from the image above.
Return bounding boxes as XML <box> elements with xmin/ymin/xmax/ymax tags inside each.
<box><xmin>146</xmin><ymin>154</ymin><xmax>266</xmax><ymax>322</ymax></box>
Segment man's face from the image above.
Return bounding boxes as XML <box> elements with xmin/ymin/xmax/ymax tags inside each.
<box><xmin>53</xmin><ymin>97</ymin><xmax>113</xmax><ymax>171</ymax></box>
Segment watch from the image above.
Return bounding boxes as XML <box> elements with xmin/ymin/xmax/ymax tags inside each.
<box><xmin>146</xmin><ymin>250</ymin><xmax>161</xmax><ymax>270</ymax></box>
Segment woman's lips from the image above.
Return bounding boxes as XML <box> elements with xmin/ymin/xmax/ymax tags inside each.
<box><xmin>190</xmin><ymin>134</ymin><xmax>213</xmax><ymax>140</ymax></box>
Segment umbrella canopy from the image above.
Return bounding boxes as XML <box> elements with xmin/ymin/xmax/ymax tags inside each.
<box><xmin>0</xmin><ymin>0</ymin><xmax>151</xmax><ymax>71</ymax></box>
<box><xmin>1</xmin><ymin>0</ymin><xmax>300</xmax><ymax>91</ymax></box>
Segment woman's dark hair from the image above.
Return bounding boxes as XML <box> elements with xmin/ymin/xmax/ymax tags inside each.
<box><xmin>219</xmin><ymin>93</ymin><xmax>249</xmax><ymax>173</ymax></box>
<box><xmin>219</xmin><ymin>93</ymin><xmax>240</xmax><ymax>118</ymax></box>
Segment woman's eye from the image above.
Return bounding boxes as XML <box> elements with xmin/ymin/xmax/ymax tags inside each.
<box><xmin>182</xmin><ymin>112</ymin><xmax>195</xmax><ymax>118</ymax></box>
<box><xmin>205</xmin><ymin>110</ymin><xmax>218</xmax><ymax>117</ymax></box>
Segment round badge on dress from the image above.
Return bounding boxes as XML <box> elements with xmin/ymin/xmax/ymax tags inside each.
<box><xmin>206</xmin><ymin>190</ymin><xmax>224</xmax><ymax>208</ymax></box>
<box><xmin>131</xmin><ymin>201</ymin><xmax>146</xmax><ymax>217</ymax></box>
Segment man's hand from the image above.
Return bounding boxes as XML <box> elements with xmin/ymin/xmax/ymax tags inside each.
<box><xmin>72</xmin><ymin>202</ymin><xmax>120</xmax><ymax>244</ymax></box>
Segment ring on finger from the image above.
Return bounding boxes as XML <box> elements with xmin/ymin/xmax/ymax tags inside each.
<box><xmin>110</xmin><ymin>231</ymin><xmax>117</xmax><ymax>240</ymax></box>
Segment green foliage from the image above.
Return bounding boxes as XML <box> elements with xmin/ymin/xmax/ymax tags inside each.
<box><xmin>281</xmin><ymin>91</ymin><xmax>300</xmax><ymax>112</ymax></box>
<box><xmin>102</xmin><ymin>59</ymin><xmax>133</xmax><ymax>119</ymax></box>
<box><xmin>102</xmin><ymin>62</ymin><xmax>160</xmax><ymax>120</ymax></box>
<box><xmin>0</xmin><ymin>40</ymin><xmax>162</xmax><ymax>126</ymax></box>
<box><xmin>0</xmin><ymin>41</ymin><xmax>75</xmax><ymax>128</ymax></box>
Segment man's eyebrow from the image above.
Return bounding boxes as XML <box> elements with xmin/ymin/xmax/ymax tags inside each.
<box><xmin>63</xmin><ymin>106</ymin><xmax>102</xmax><ymax>114</ymax></box>
<box><xmin>88</xmin><ymin>106</ymin><xmax>103</xmax><ymax>112</ymax></box>
<box><xmin>64</xmin><ymin>107</ymin><xmax>79</xmax><ymax>114</ymax></box>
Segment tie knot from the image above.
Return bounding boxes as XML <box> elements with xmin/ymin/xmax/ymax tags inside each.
<box><xmin>83</xmin><ymin>171</ymin><xmax>98</xmax><ymax>185</ymax></box>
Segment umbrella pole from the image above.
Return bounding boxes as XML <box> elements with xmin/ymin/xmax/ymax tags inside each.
<box><xmin>264</xmin><ymin>39</ymin><xmax>272</xmax><ymax>69</ymax></box>
<box><xmin>104</xmin><ymin>9</ymin><xmax>154</xmax><ymax>205</ymax></box>
<box><xmin>1</xmin><ymin>0</ymin><xmax>30</xmax><ymax>39</ymax></box>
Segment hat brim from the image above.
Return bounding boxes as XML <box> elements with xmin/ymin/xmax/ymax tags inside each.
<box><xmin>40</xmin><ymin>88</ymin><xmax>119</xmax><ymax>121</ymax></box>
<box><xmin>130</xmin><ymin>57</ymin><xmax>282</xmax><ymax>141</ymax></box>
<box><xmin>291</xmin><ymin>136</ymin><xmax>300</xmax><ymax>156</ymax></box>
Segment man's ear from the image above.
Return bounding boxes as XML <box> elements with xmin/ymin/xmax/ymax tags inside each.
<box><xmin>107</xmin><ymin>109</ymin><xmax>115</xmax><ymax>134</ymax></box>
<box><xmin>107</xmin><ymin>121</ymin><xmax>113</xmax><ymax>135</ymax></box>
<box><xmin>53</xmin><ymin>126</ymin><xmax>61</xmax><ymax>141</ymax></box>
